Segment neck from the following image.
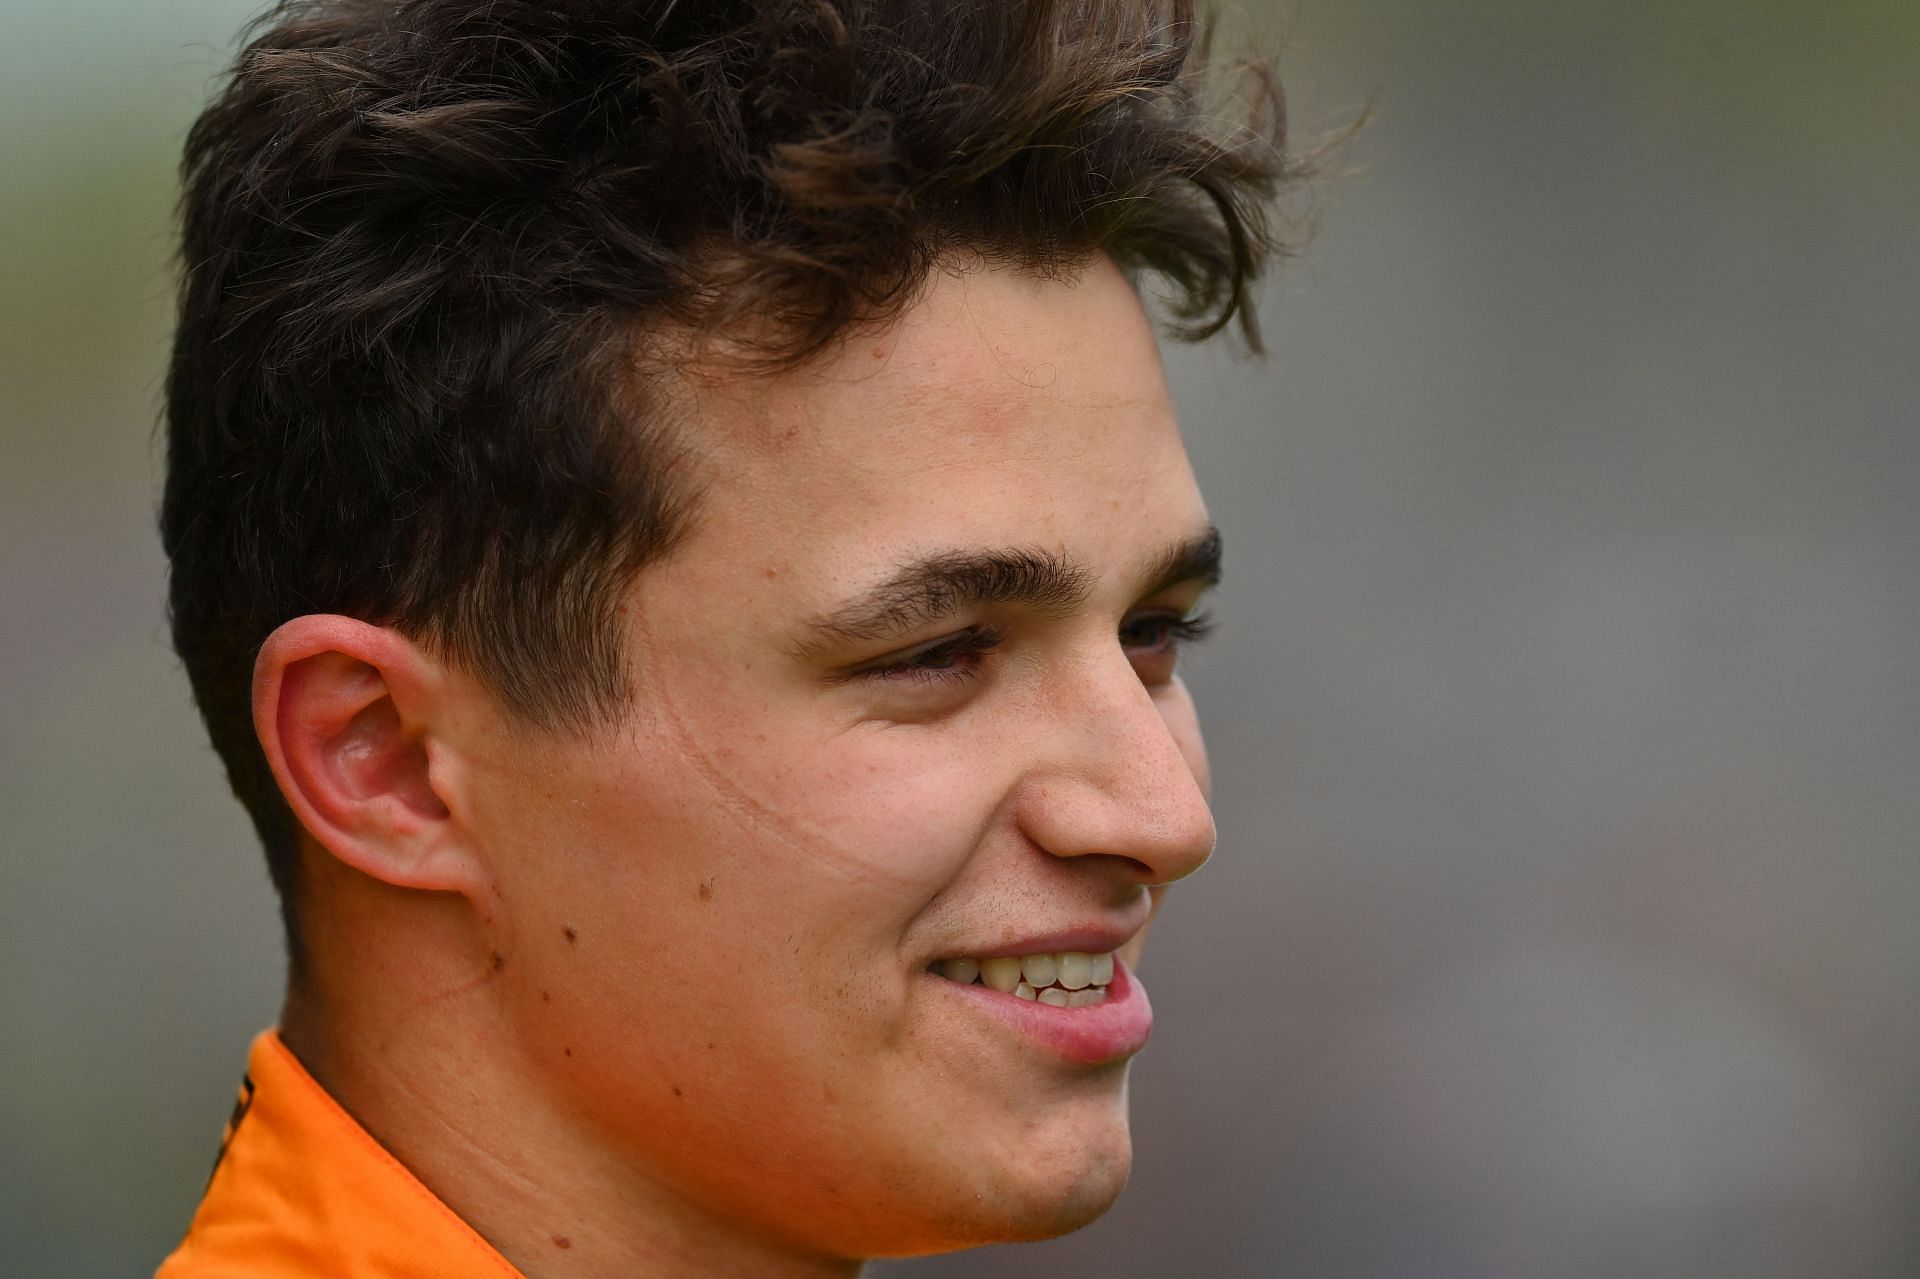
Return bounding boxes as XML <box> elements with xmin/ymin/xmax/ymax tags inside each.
<box><xmin>281</xmin><ymin>926</ymin><xmax>864</xmax><ymax>1278</ymax></box>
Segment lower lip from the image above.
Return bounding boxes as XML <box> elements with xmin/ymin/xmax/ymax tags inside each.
<box><xmin>930</xmin><ymin>958</ymin><xmax>1154</xmax><ymax>1065</ymax></box>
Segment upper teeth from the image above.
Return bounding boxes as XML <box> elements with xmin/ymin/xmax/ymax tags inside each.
<box><xmin>932</xmin><ymin>950</ymin><xmax>1116</xmax><ymax>1006</ymax></box>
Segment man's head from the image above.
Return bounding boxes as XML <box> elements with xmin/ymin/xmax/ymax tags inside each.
<box><xmin>164</xmin><ymin>0</ymin><xmax>1296</xmax><ymax>1262</ymax></box>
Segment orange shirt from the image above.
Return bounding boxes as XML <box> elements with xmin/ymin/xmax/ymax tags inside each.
<box><xmin>157</xmin><ymin>1030</ymin><xmax>527</xmax><ymax>1278</ymax></box>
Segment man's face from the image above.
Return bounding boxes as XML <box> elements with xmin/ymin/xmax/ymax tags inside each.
<box><xmin>455</xmin><ymin>255</ymin><xmax>1217</xmax><ymax>1256</ymax></box>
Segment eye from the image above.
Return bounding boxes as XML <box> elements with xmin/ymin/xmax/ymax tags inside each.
<box><xmin>854</xmin><ymin>626</ymin><xmax>1006</xmax><ymax>685</ymax></box>
<box><xmin>1120</xmin><ymin>609</ymin><xmax>1214</xmax><ymax>681</ymax></box>
<box><xmin>1119</xmin><ymin>610</ymin><xmax>1215</xmax><ymax>655</ymax></box>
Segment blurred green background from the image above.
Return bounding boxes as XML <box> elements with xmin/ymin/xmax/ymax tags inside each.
<box><xmin>3</xmin><ymin>2</ymin><xmax>1917</xmax><ymax>1275</ymax></box>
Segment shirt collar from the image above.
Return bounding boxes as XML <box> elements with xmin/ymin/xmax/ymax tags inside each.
<box><xmin>159</xmin><ymin>1029</ymin><xmax>526</xmax><ymax>1279</ymax></box>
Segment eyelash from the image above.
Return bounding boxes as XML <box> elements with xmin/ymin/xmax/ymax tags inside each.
<box><xmin>857</xmin><ymin>612</ymin><xmax>1216</xmax><ymax>686</ymax></box>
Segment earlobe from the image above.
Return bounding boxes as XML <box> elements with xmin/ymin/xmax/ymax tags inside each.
<box><xmin>253</xmin><ymin>616</ymin><xmax>480</xmax><ymax>897</ymax></box>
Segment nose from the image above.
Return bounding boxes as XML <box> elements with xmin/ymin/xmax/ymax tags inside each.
<box><xmin>1012</xmin><ymin>651</ymin><xmax>1216</xmax><ymax>886</ymax></box>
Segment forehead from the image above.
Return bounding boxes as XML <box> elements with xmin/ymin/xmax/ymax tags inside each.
<box><xmin>673</xmin><ymin>258</ymin><xmax>1194</xmax><ymax>522</ymax></box>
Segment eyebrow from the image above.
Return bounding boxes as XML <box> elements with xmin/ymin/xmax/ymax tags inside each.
<box><xmin>1138</xmin><ymin>523</ymin><xmax>1223</xmax><ymax>600</ymax></box>
<box><xmin>794</xmin><ymin>524</ymin><xmax>1222</xmax><ymax>654</ymax></box>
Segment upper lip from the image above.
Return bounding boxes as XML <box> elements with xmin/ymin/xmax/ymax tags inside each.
<box><xmin>929</xmin><ymin>910</ymin><xmax>1151</xmax><ymax>964</ymax></box>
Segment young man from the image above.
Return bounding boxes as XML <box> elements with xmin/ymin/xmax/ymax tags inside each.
<box><xmin>158</xmin><ymin>1</ymin><xmax>1298</xmax><ymax>1274</ymax></box>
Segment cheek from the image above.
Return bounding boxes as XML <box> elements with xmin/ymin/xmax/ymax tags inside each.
<box><xmin>485</xmin><ymin>701</ymin><xmax>1009</xmax><ymax>973</ymax></box>
<box><xmin>613</xmin><ymin>612</ymin><xmax>1006</xmax><ymax>901</ymax></box>
<box><xmin>655</xmin><ymin>716</ymin><xmax>1009</xmax><ymax>914</ymax></box>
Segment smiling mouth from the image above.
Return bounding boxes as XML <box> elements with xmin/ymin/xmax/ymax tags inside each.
<box><xmin>929</xmin><ymin>951</ymin><xmax>1116</xmax><ymax>1007</ymax></box>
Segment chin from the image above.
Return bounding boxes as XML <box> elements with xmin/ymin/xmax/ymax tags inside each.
<box><xmin>870</xmin><ymin>1093</ymin><xmax>1138</xmax><ymax>1258</ymax></box>
<box><xmin>992</xmin><ymin>1147</ymin><xmax>1134</xmax><ymax>1244</ymax></box>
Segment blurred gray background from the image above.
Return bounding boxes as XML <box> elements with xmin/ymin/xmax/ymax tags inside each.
<box><xmin>3</xmin><ymin>1</ymin><xmax>1916</xmax><ymax>1276</ymax></box>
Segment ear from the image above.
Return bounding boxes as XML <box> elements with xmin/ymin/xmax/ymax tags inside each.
<box><xmin>253</xmin><ymin>615</ymin><xmax>481</xmax><ymax>898</ymax></box>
